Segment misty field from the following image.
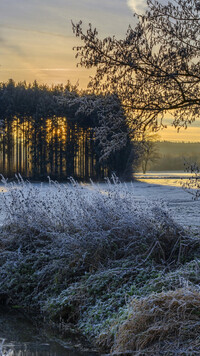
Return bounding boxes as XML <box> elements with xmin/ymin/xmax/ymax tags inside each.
<box><xmin>0</xmin><ymin>175</ymin><xmax>200</xmax><ymax>355</ymax></box>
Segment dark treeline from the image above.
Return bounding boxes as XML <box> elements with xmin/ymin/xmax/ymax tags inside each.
<box><xmin>147</xmin><ymin>141</ymin><xmax>200</xmax><ymax>171</ymax></box>
<box><xmin>0</xmin><ymin>80</ymin><xmax>137</xmax><ymax>180</ymax></box>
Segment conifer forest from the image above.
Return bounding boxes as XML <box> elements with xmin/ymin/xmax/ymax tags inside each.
<box><xmin>0</xmin><ymin>80</ymin><xmax>135</xmax><ymax>180</ymax></box>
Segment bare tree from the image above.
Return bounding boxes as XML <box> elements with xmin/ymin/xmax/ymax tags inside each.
<box><xmin>72</xmin><ymin>0</ymin><xmax>200</xmax><ymax>132</ymax></box>
<box><xmin>140</xmin><ymin>133</ymin><xmax>160</xmax><ymax>173</ymax></box>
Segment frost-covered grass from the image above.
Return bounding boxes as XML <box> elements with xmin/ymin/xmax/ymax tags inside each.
<box><xmin>0</xmin><ymin>176</ymin><xmax>186</xmax><ymax>267</ymax></box>
<box><xmin>0</xmin><ymin>177</ymin><xmax>200</xmax><ymax>354</ymax></box>
<box><xmin>110</xmin><ymin>288</ymin><xmax>200</xmax><ymax>355</ymax></box>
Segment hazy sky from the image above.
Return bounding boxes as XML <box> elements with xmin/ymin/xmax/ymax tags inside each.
<box><xmin>0</xmin><ymin>0</ymin><xmax>145</xmax><ymax>87</ymax></box>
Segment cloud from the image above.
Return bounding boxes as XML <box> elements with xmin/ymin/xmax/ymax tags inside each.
<box><xmin>39</xmin><ymin>68</ymin><xmax>72</xmax><ymax>72</ymax></box>
<box><xmin>127</xmin><ymin>0</ymin><xmax>147</xmax><ymax>14</ymax></box>
<box><xmin>1</xmin><ymin>68</ymin><xmax>72</xmax><ymax>72</ymax></box>
<box><xmin>0</xmin><ymin>34</ymin><xmax>24</xmax><ymax>57</ymax></box>
<box><xmin>0</xmin><ymin>24</ymin><xmax>72</xmax><ymax>40</ymax></box>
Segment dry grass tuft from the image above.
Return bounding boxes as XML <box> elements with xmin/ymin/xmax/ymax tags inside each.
<box><xmin>111</xmin><ymin>288</ymin><xmax>200</xmax><ymax>355</ymax></box>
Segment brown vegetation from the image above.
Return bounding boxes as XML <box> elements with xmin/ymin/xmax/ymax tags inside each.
<box><xmin>110</xmin><ymin>288</ymin><xmax>200</xmax><ymax>355</ymax></box>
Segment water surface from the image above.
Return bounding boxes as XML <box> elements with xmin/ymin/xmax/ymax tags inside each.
<box><xmin>0</xmin><ymin>307</ymin><xmax>98</xmax><ymax>356</ymax></box>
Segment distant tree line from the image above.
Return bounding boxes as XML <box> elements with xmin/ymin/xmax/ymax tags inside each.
<box><xmin>0</xmin><ymin>79</ymin><xmax>139</xmax><ymax>180</ymax></box>
<box><xmin>141</xmin><ymin>141</ymin><xmax>200</xmax><ymax>172</ymax></box>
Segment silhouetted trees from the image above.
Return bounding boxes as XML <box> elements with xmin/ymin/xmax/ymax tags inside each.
<box><xmin>0</xmin><ymin>80</ymin><xmax>138</xmax><ymax>180</ymax></box>
<box><xmin>72</xmin><ymin>0</ymin><xmax>200</xmax><ymax>132</ymax></box>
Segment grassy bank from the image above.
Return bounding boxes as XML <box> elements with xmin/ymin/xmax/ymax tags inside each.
<box><xmin>0</xmin><ymin>177</ymin><xmax>200</xmax><ymax>355</ymax></box>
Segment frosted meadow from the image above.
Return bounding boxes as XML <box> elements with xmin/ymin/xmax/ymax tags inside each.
<box><xmin>0</xmin><ymin>174</ymin><xmax>200</xmax><ymax>355</ymax></box>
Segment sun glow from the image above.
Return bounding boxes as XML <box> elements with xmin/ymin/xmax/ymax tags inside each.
<box><xmin>159</xmin><ymin>126</ymin><xmax>200</xmax><ymax>142</ymax></box>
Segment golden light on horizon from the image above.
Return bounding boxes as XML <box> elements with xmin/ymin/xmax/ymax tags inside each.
<box><xmin>159</xmin><ymin>126</ymin><xmax>200</xmax><ymax>143</ymax></box>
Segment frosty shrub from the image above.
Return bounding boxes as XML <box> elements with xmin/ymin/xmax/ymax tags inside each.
<box><xmin>0</xmin><ymin>175</ymin><xmax>184</xmax><ymax>267</ymax></box>
<box><xmin>182</xmin><ymin>162</ymin><xmax>200</xmax><ymax>200</ymax></box>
